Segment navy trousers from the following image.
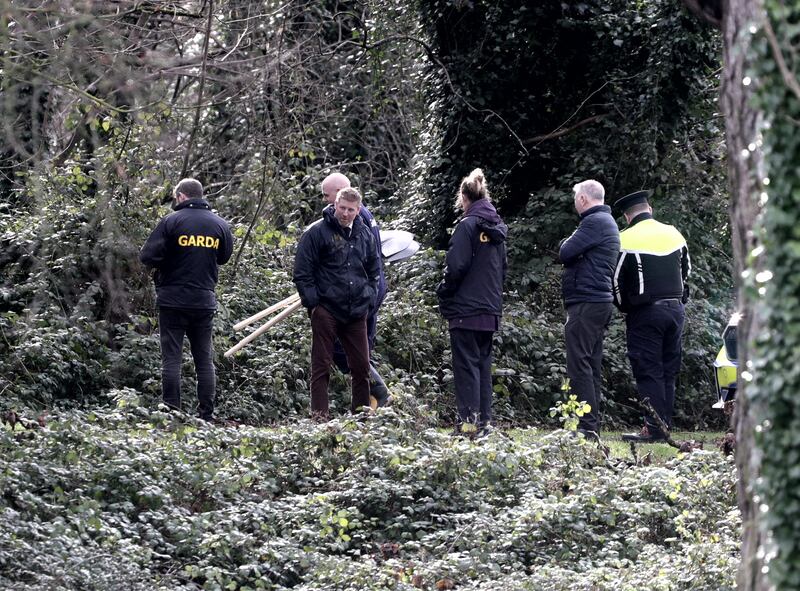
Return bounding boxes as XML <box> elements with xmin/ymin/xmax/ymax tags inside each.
<box><xmin>625</xmin><ymin>300</ymin><xmax>685</xmax><ymax>434</ymax></box>
<box><xmin>450</xmin><ymin>328</ymin><xmax>494</xmax><ymax>426</ymax></box>
<box><xmin>564</xmin><ymin>302</ymin><xmax>614</xmax><ymax>433</ymax></box>
<box><xmin>159</xmin><ymin>307</ymin><xmax>216</xmax><ymax>420</ymax></box>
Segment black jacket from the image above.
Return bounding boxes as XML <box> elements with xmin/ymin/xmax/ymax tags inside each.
<box><xmin>293</xmin><ymin>205</ymin><xmax>380</xmax><ymax>324</ymax></box>
<box><xmin>140</xmin><ymin>199</ymin><xmax>234</xmax><ymax>310</ymax></box>
<box><xmin>558</xmin><ymin>204</ymin><xmax>620</xmax><ymax>305</ymax></box>
<box><xmin>437</xmin><ymin>199</ymin><xmax>508</xmax><ymax>320</ymax></box>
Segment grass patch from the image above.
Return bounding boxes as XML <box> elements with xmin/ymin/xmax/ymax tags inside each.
<box><xmin>509</xmin><ymin>428</ymin><xmax>727</xmax><ymax>461</ymax></box>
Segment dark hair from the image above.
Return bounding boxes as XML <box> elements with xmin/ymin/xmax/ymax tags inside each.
<box><xmin>174</xmin><ymin>178</ymin><xmax>204</xmax><ymax>200</ymax></box>
<box><xmin>459</xmin><ymin>168</ymin><xmax>489</xmax><ymax>202</ymax></box>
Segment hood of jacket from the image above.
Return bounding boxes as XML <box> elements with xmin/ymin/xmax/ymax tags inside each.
<box><xmin>465</xmin><ymin>199</ymin><xmax>507</xmax><ymax>243</ymax></box>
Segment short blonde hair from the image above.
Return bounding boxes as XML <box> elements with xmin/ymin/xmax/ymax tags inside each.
<box><xmin>458</xmin><ymin>168</ymin><xmax>490</xmax><ymax>203</ymax></box>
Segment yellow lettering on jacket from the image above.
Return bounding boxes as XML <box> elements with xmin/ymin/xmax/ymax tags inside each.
<box><xmin>479</xmin><ymin>232</ymin><xmax>490</xmax><ymax>243</ymax></box>
<box><xmin>177</xmin><ymin>235</ymin><xmax>220</xmax><ymax>249</ymax></box>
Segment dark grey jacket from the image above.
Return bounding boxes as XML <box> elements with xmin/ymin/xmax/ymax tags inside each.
<box><xmin>558</xmin><ymin>204</ymin><xmax>620</xmax><ymax>305</ymax></box>
<box><xmin>437</xmin><ymin>199</ymin><xmax>508</xmax><ymax>320</ymax></box>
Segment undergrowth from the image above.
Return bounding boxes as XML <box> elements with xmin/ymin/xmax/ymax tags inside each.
<box><xmin>0</xmin><ymin>390</ymin><xmax>739</xmax><ymax>590</ymax></box>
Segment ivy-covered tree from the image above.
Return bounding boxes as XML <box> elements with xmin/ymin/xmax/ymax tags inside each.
<box><xmin>690</xmin><ymin>0</ymin><xmax>800</xmax><ymax>587</ymax></box>
<box><xmin>405</xmin><ymin>0</ymin><xmax>724</xmax><ymax>250</ymax></box>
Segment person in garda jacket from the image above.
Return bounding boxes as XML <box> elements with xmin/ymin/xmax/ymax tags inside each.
<box><xmin>293</xmin><ymin>187</ymin><xmax>381</xmax><ymax>419</ymax></box>
<box><xmin>140</xmin><ymin>178</ymin><xmax>234</xmax><ymax>421</ymax></box>
<box><xmin>320</xmin><ymin>173</ymin><xmax>390</xmax><ymax>407</ymax></box>
<box><xmin>558</xmin><ymin>179</ymin><xmax>620</xmax><ymax>438</ymax></box>
<box><xmin>437</xmin><ymin>169</ymin><xmax>507</xmax><ymax>438</ymax></box>
<box><xmin>613</xmin><ymin>190</ymin><xmax>691</xmax><ymax>443</ymax></box>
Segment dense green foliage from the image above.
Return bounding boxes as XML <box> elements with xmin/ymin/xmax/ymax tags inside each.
<box><xmin>0</xmin><ymin>3</ymin><xmax>744</xmax><ymax>587</ymax></box>
<box><xmin>0</xmin><ymin>1</ymin><xmax>732</xmax><ymax>429</ymax></box>
<box><xmin>399</xmin><ymin>0</ymin><xmax>733</xmax><ymax>425</ymax></box>
<box><xmin>0</xmin><ymin>399</ymin><xmax>739</xmax><ymax>590</ymax></box>
<box><xmin>746</xmin><ymin>2</ymin><xmax>800</xmax><ymax>587</ymax></box>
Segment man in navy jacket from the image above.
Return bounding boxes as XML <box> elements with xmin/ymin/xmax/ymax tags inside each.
<box><xmin>320</xmin><ymin>172</ymin><xmax>389</xmax><ymax>406</ymax></box>
<box><xmin>293</xmin><ymin>187</ymin><xmax>380</xmax><ymax>418</ymax></box>
<box><xmin>558</xmin><ymin>179</ymin><xmax>620</xmax><ymax>436</ymax></box>
<box><xmin>140</xmin><ymin>178</ymin><xmax>233</xmax><ymax>421</ymax></box>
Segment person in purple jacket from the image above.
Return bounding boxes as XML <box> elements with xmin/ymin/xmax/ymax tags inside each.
<box><xmin>558</xmin><ymin>179</ymin><xmax>620</xmax><ymax>437</ymax></box>
<box><xmin>437</xmin><ymin>169</ymin><xmax>507</xmax><ymax>438</ymax></box>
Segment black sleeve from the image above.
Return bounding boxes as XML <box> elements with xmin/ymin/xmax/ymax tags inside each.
<box><xmin>436</xmin><ymin>221</ymin><xmax>473</xmax><ymax>300</ymax></box>
<box><xmin>681</xmin><ymin>245</ymin><xmax>691</xmax><ymax>303</ymax></box>
<box><xmin>217</xmin><ymin>221</ymin><xmax>234</xmax><ymax>265</ymax></box>
<box><xmin>140</xmin><ymin>218</ymin><xmax>169</xmax><ymax>268</ymax></box>
<box><xmin>293</xmin><ymin>228</ymin><xmax>320</xmax><ymax>310</ymax></box>
<box><xmin>364</xmin><ymin>232</ymin><xmax>380</xmax><ymax>308</ymax></box>
<box><xmin>559</xmin><ymin>217</ymin><xmax>601</xmax><ymax>265</ymax></box>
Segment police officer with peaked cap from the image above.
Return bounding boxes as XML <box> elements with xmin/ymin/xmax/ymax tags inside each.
<box><xmin>140</xmin><ymin>178</ymin><xmax>234</xmax><ymax>421</ymax></box>
<box><xmin>613</xmin><ymin>190</ymin><xmax>690</xmax><ymax>442</ymax></box>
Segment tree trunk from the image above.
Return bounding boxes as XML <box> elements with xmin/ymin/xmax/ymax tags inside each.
<box><xmin>719</xmin><ymin>0</ymin><xmax>767</xmax><ymax>588</ymax></box>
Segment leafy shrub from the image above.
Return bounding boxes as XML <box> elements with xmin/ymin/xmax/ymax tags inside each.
<box><xmin>0</xmin><ymin>399</ymin><xmax>739</xmax><ymax>590</ymax></box>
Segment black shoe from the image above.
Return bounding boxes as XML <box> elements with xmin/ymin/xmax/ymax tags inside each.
<box><xmin>577</xmin><ymin>428</ymin><xmax>600</xmax><ymax>442</ymax></box>
<box><xmin>622</xmin><ymin>425</ymin><xmax>666</xmax><ymax>443</ymax></box>
<box><xmin>475</xmin><ymin>424</ymin><xmax>494</xmax><ymax>440</ymax></box>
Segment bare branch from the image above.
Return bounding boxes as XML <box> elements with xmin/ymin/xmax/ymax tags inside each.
<box><xmin>524</xmin><ymin>114</ymin><xmax>607</xmax><ymax>144</ymax></box>
<box><xmin>763</xmin><ymin>17</ymin><xmax>800</xmax><ymax>105</ymax></box>
<box><xmin>178</xmin><ymin>0</ymin><xmax>214</xmax><ymax>184</ymax></box>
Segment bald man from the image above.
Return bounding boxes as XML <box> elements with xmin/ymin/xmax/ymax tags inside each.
<box><xmin>319</xmin><ymin>173</ymin><xmax>389</xmax><ymax>406</ymax></box>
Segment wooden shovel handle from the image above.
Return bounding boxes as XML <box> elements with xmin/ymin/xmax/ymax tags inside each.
<box><xmin>233</xmin><ymin>292</ymin><xmax>301</xmax><ymax>331</ymax></box>
<box><xmin>224</xmin><ymin>299</ymin><xmax>303</xmax><ymax>358</ymax></box>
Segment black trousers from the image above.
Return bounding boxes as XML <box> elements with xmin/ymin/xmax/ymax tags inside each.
<box><xmin>564</xmin><ymin>302</ymin><xmax>614</xmax><ymax>432</ymax></box>
<box><xmin>625</xmin><ymin>300</ymin><xmax>685</xmax><ymax>435</ymax></box>
<box><xmin>450</xmin><ymin>328</ymin><xmax>494</xmax><ymax>426</ymax></box>
<box><xmin>159</xmin><ymin>307</ymin><xmax>216</xmax><ymax>420</ymax></box>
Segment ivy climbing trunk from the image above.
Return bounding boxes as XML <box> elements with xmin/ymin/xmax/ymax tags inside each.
<box><xmin>720</xmin><ymin>0</ymin><xmax>800</xmax><ymax>588</ymax></box>
<box><xmin>719</xmin><ymin>0</ymin><xmax>766</xmax><ymax>588</ymax></box>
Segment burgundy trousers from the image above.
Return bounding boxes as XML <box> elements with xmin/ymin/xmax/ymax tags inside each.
<box><xmin>310</xmin><ymin>306</ymin><xmax>371</xmax><ymax>414</ymax></box>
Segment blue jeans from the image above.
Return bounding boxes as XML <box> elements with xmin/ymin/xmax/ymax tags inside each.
<box><xmin>159</xmin><ymin>307</ymin><xmax>216</xmax><ymax>420</ymax></box>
